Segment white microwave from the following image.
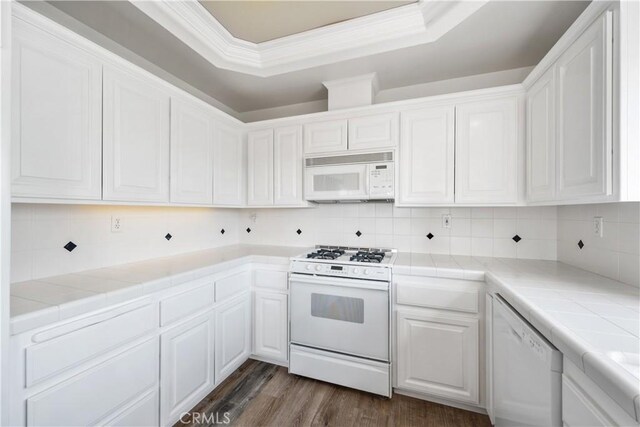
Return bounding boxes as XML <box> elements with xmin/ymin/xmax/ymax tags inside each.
<box><xmin>304</xmin><ymin>152</ymin><xmax>394</xmax><ymax>202</ymax></box>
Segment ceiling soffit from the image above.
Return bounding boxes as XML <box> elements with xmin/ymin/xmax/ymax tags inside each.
<box><xmin>132</xmin><ymin>0</ymin><xmax>489</xmax><ymax>77</ymax></box>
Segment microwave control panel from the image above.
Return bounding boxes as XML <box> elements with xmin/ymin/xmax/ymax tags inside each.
<box><xmin>369</xmin><ymin>162</ymin><xmax>394</xmax><ymax>197</ymax></box>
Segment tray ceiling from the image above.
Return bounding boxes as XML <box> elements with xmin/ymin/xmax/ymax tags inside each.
<box><xmin>199</xmin><ymin>1</ymin><xmax>415</xmax><ymax>44</ymax></box>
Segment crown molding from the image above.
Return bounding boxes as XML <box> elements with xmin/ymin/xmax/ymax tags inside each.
<box><xmin>132</xmin><ymin>0</ymin><xmax>488</xmax><ymax>77</ymax></box>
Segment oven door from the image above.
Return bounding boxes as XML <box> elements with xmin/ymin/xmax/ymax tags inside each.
<box><xmin>304</xmin><ymin>164</ymin><xmax>369</xmax><ymax>201</ymax></box>
<box><xmin>289</xmin><ymin>274</ymin><xmax>389</xmax><ymax>361</ymax></box>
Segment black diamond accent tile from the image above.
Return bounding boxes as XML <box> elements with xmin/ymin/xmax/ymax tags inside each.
<box><xmin>220</xmin><ymin>229</ymin><xmax>225</xmax><ymax>234</ymax></box>
<box><xmin>355</xmin><ymin>230</ymin><xmax>362</xmax><ymax>237</ymax></box>
<box><xmin>578</xmin><ymin>240</ymin><xmax>584</xmax><ymax>249</ymax></box>
<box><xmin>246</xmin><ymin>228</ymin><xmax>251</xmax><ymax>233</ymax></box>
<box><xmin>512</xmin><ymin>234</ymin><xmax>522</xmax><ymax>243</ymax></box>
<box><xmin>165</xmin><ymin>233</ymin><xmax>172</xmax><ymax>241</ymax></box>
<box><xmin>63</xmin><ymin>241</ymin><xmax>77</xmax><ymax>252</ymax></box>
<box><xmin>426</xmin><ymin>233</ymin><xmax>434</xmax><ymax>240</ymax></box>
<box><xmin>296</xmin><ymin>229</ymin><xmax>302</xmax><ymax>235</ymax></box>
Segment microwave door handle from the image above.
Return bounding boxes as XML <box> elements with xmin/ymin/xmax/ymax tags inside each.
<box><xmin>364</xmin><ymin>164</ymin><xmax>371</xmax><ymax>198</ymax></box>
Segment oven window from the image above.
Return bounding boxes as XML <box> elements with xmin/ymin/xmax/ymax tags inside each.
<box><xmin>311</xmin><ymin>293</ymin><xmax>364</xmax><ymax>324</ymax></box>
<box><xmin>313</xmin><ymin>173</ymin><xmax>360</xmax><ymax>192</ymax></box>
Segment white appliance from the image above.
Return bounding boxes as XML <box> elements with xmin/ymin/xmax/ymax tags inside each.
<box><xmin>493</xmin><ymin>295</ymin><xmax>562</xmax><ymax>427</ymax></box>
<box><xmin>304</xmin><ymin>152</ymin><xmax>394</xmax><ymax>202</ymax></box>
<box><xmin>288</xmin><ymin>247</ymin><xmax>395</xmax><ymax>397</ymax></box>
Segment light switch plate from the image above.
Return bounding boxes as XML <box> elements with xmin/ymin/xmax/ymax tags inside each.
<box><xmin>442</xmin><ymin>214</ymin><xmax>452</xmax><ymax>229</ymax></box>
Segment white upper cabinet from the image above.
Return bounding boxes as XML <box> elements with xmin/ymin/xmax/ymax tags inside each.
<box><xmin>398</xmin><ymin>106</ymin><xmax>455</xmax><ymax>205</ymax></box>
<box><xmin>526</xmin><ymin>68</ymin><xmax>556</xmax><ymax>202</ymax></box>
<box><xmin>455</xmin><ymin>96</ymin><xmax>520</xmax><ymax>204</ymax></box>
<box><xmin>170</xmin><ymin>97</ymin><xmax>214</xmax><ymax>205</ymax></box>
<box><xmin>303</xmin><ymin>119</ymin><xmax>347</xmax><ymax>154</ymax></box>
<box><xmin>213</xmin><ymin>124</ymin><xmax>246</xmax><ymax>206</ymax></box>
<box><xmin>556</xmin><ymin>11</ymin><xmax>612</xmax><ymax>200</ymax></box>
<box><xmin>348</xmin><ymin>113</ymin><xmax>398</xmax><ymax>151</ymax></box>
<box><xmin>274</xmin><ymin>126</ymin><xmax>305</xmax><ymax>206</ymax></box>
<box><xmin>103</xmin><ymin>66</ymin><xmax>170</xmax><ymax>202</ymax></box>
<box><xmin>247</xmin><ymin>129</ymin><xmax>274</xmax><ymax>206</ymax></box>
<box><xmin>11</xmin><ymin>18</ymin><xmax>102</xmax><ymax>200</ymax></box>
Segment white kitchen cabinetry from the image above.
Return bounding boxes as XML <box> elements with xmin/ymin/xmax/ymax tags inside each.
<box><xmin>160</xmin><ymin>312</ymin><xmax>215</xmax><ymax>426</ymax></box>
<box><xmin>303</xmin><ymin>119</ymin><xmax>348</xmax><ymax>154</ymax></box>
<box><xmin>170</xmin><ymin>96</ymin><xmax>214</xmax><ymax>205</ymax></box>
<box><xmin>215</xmin><ymin>293</ymin><xmax>251</xmax><ymax>384</ymax></box>
<box><xmin>398</xmin><ymin>106</ymin><xmax>455</xmax><ymax>205</ymax></box>
<box><xmin>274</xmin><ymin>126</ymin><xmax>305</xmax><ymax>206</ymax></box>
<box><xmin>394</xmin><ymin>276</ymin><xmax>482</xmax><ymax>406</ymax></box>
<box><xmin>455</xmin><ymin>96</ymin><xmax>520</xmax><ymax>204</ymax></box>
<box><xmin>247</xmin><ymin>130</ymin><xmax>274</xmax><ymax>206</ymax></box>
<box><xmin>348</xmin><ymin>113</ymin><xmax>398</xmax><ymax>151</ymax></box>
<box><xmin>11</xmin><ymin>17</ymin><xmax>102</xmax><ymax>200</ymax></box>
<box><xmin>213</xmin><ymin>124</ymin><xmax>246</xmax><ymax>206</ymax></box>
<box><xmin>526</xmin><ymin>67</ymin><xmax>556</xmax><ymax>202</ymax></box>
<box><xmin>556</xmin><ymin>11</ymin><xmax>612</xmax><ymax>200</ymax></box>
<box><xmin>253</xmin><ymin>290</ymin><xmax>288</xmax><ymax>363</ymax></box>
<box><xmin>103</xmin><ymin>65</ymin><xmax>170</xmax><ymax>202</ymax></box>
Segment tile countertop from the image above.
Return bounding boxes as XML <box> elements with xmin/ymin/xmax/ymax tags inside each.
<box><xmin>11</xmin><ymin>247</ymin><xmax>640</xmax><ymax>420</ymax></box>
<box><xmin>395</xmin><ymin>252</ymin><xmax>640</xmax><ymax>421</ymax></box>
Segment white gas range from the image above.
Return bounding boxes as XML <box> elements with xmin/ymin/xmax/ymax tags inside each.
<box><xmin>288</xmin><ymin>246</ymin><xmax>396</xmax><ymax>397</ymax></box>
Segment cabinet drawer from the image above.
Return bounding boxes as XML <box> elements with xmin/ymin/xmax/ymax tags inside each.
<box><xmin>26</xmin><ymin>338</ymin><xmax>158</xmax><ymax>426</ymax></box>
<box><xmin>395</xmin><ymin>277</ymin><xmax>479</xmax><ymax>313</ymax></box>
<box><xmin>254</xmin><ymin>270</ymin><xmax>287</xmax><ymax>291</ymax></box>
<box><xmin>160</xmin><ymin>282</ymin><xmax>214</xmax><ymax>326</ymax></box>
<box><xmin>102</xmin><ymin>388</ymin><xmax>158</xmax><ymax>427</ymax></box>
<box><xmin>26</xmin><ymin>303</ymin><xmax>157</xmax><ymax>387</ymax></box>
<box><xmin>215</xmin><ymin>271</ymin><xmax>251</xmax><ymax>302</ymax></box>
<box><xmin>562</xmin><ymin>375</ymin><xmax>612</xmax><ymax>426</ymax></box>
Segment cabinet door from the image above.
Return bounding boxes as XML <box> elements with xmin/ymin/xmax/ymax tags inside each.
<box><xmin>103</xmin><ymin>66</ymin><xmax>170</xmax><ymax>202</ymax></box>
<box><xmin>170</xmin><ymin>97</ymin><xmax>214</xmax><ymax>205</ymax></box>
<box><xmin>160</xmin><ymin>312</ymin><xmax>215</xmax><ymax>426</ymax></box>
<box><xmin>303</xmin><ymin>119</ymin><xmax>347</xmax><ymax>154</ymax></box>
<box><xmin>455</xmin><ymin>97</ymin><xmax>520</xmax><ymax>204</ymax></box>
<box><xmin>526</xmin><ymin>68</ymin><xmax>556</xmax><ymax>202</ymax></box>
<box><xmin>11</xmin><ymin>20</ymin><xmax>102</xmax><ymax>200</ymax></box>
<box><xmin>274</xmin><ymin>126</ymin><xmax>304</xmax><ymax>206</ymax></box>
<box><xmin>247</xmin><ymin>130</ymin><xmax>274</xmax><ymax>206</ymax></box>
<box><xmin>253</xmin><ymin>291</ymin><xmax>288</xmax><ymax>362</ymax></box>
<box><xmin>556</xmin><ymin>11</ymin><xmax>613</xmax><ymax>200</ymax></box>
<box><xmin>396</xmin><ymin>309</ymin><xmax>479</xmax><ymax>404</ymax></box>
<box><xmin>398</xmin><ymin>106</ymin><xmax>454</xmax><ymax>205</ymax></box>
<box><xmin>215</xmin><ymin>294</ymin><xmax>251</xmax><ymax>384</ymax></box>
<box><xmin>348</xmin><ymin>113</ymin><xmax>398</xmax><ymax>151</ymax></box>
<box><xmin>213</xmin><ymin>124</ymin><xmax>246</xmax><ymax>206</ymax></box>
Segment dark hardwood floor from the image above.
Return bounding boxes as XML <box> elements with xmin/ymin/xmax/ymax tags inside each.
<box><xmin>176</xmin><ymin>359</ymin><xmax>491</xmax><ymax>427</ymax></box>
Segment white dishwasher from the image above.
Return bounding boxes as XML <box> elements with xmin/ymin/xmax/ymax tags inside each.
<box><xmin>493</xmin><ymin>295</ymin><xmax>562</xmax><ymax>427</ymax></box>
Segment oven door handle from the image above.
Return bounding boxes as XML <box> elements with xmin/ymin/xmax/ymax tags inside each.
<box><xmin>289</xmin><ymin>273</ymin><xmax>389</xmax><ymax>291</ymax></box>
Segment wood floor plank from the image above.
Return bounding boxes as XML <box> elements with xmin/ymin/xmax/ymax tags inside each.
<box><xmin>178</xmin><ymin>360</ymin><xmax>491</xmax><ymax>427</ymax></box>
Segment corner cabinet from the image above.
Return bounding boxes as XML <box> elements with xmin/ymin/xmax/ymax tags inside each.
<box><xmin>455</xmin><ymin>96</ymin><xmax>521</xmax><ymax>204</ymax></box>
<box><xmin>11</xmin><ymin>16</ymin><xmax>102</xmax><ymax>200</ymax></box>
<box><xmin>398</xmin><ymin>106</ymin><xmax>455</xmax><ymax>205</ymax></box>
<box><xmin>103</xmin><ymin>66</ymin><xmax>171</xmax><ymax>202</ymax></box>
<box><xmin>215</xmin><ymin>294</ymin><xmax>251</xmax><ymax>384</ymax></box>
<box><xmin>556</xmin><ymin>11</ymin><xmax>613</xmax><ymax>200</ymax></box>
<box><xmin>247</xmin><ymin>130</ymin><xmax>274</xmax><ymax>206</ymax></box>
<box><xmin>213</xmin><ymin>124</ymin><xmax>246</xmax><ymax>206</ymax></box>
<box><xmin>170</xmin><ymin>96</ymin><xmax>214</xmax><ymax>205</ymax></box>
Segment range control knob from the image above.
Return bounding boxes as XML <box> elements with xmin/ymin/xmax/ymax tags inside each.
<box><xmin>306</xmin><ymin>264</ymin><xmax>313</xmax><ymax>270</ymax></box>
<box><xmin>363</xmin><ymin>269</ymin><xmax>370</xmax><ymax>275</ymax></box>
<box><xmin>353</xmin><ymin>268</ymin><xmax>360</xmax><ymax>274</ymax></box>
<box><xmin>315</xmin><ymin>265</ymin><xmax>322</xmax><ymax>272</ymax></box>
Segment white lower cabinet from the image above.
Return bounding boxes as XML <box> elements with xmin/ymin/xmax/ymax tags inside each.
<box><xmin>160</xmin><ymin>312</ymin><xmax>215</xmax><ymax>426</ymax></box>
<box><xmin>253</xmin><ymin>290</ymin><xmax>288</xmax><ymax>362</ymax></box>
<box><xmin>215</xmin><ymin>293</ymin><xmax>251</xmax><ymax>384</ymax></box>
<box><xmin>396</xmin><ymin>309</ymin><xmax>479</xmax><ymax>404</ymax></box>
<box><xmin>26</xmin><ymin>338</ymin><xmax>159</xmax><ymax>426</ymax></box>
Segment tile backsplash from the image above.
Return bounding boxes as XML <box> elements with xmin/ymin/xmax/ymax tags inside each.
<box><xmin>239</xmin><ymin>204</ymin><xmax>558</xmax><ymax>260</ymax></box>
<box><xmin>558</xmin><ymin>202</ymin><xmax>640</xmax><ymax>287</ymax></box>
<box><xmin>11</xmin><ymin>204</ymin><xmax>240</xmax><ymax>283</ymax></box>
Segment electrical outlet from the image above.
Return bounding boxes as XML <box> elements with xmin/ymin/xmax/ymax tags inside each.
<box><xmin>111</xmin><ymin>216</ymin><xmax>122</xmax><ymax>233</ymax></box>
<box><xmin>442</xmin><ymin>214</ymin><xmax>452</xmax><ymax>229</ymax></box>
<box><xmin>594</xmin><ymin>216</ymin><xmax>603</xmax><ymax>237</ymax></box>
